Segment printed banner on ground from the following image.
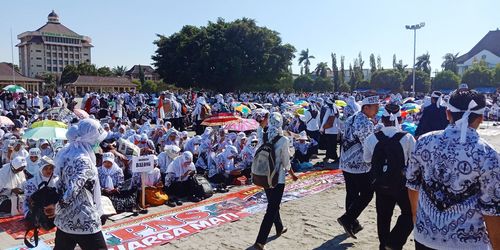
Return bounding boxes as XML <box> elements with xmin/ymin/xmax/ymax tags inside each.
<box><xmin>8</xmin><ymin>170</ymin><xmax>343</xmax><ymax>250</ymax></box>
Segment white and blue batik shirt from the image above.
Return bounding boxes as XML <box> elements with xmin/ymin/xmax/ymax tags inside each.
<box><xmin>406</xmin><ymin>125</ymin><xmax>500</xmax><ymax>250</ymax></box>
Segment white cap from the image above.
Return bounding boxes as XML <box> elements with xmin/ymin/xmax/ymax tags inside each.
<box><xmin>102</xmin><ymin>152</ymin><xmax>115</xmax><ymax>163</ymax></box>
<box><xmin>361</xmin><ymin>96</ymin><xmax>380</xmax><ymax>106</ymax></box>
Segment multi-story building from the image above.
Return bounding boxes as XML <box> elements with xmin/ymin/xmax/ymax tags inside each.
<box><xmin>457</xmin><ymin>29</ymin><xmax>500</xmax><ymax>75</ymax></box>
<box><xmin>17</xmin><ymin>10</ymin><xmax>92</xmax><ymax>78</ymax></box>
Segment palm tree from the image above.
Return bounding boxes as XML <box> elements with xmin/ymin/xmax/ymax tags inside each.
<box><xmin>298</xmin><ymin>49</ymin><xmax>315</xmax><ymax>74</ymax></box>
<box><xmin>415</xmin><ymin>52</ymin><xmax>431</xmax><ymax>74</ymax></box>
<box><xmin>314</xmin><ymin>62</ymin><xmax>330</xmax><ymax>78</ymax></box>
<box><xmin>441</xmin><ymin>53</ymin><xmax>459</xmax><ymax>73</ymax></box>
<box><xmin>112</xmin><ymin>65</ymin><xmax>128</xmax><ymax>77</ymax></box>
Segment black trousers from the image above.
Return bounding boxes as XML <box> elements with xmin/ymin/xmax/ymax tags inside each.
<box><xmin>415</xmin><ymin>241</ymin><xmax>437</xmax><ymax>250</ymax></box>
<box><xmin>325</xmin><ymin>133</ymin><xmax>338</xmax><ymax>160</ymax></box>
<box><xmin>54</xmin><ymin>229</ymin><xmax>107</xmax><ymax>250</ymax></box>
<box><xmin>256</xmin><ymin>184</ymin><xmax>285</xmax><ymax>244</ymax></box>
<box><xmin>376</xmin><ymin>189</ymin><xmax>413</xmax><ymax>250</ymax></box>
<box><xmin>306</xmin><ymin>129</ymin><xmax>320</xmax><ymax>155</ymax></box>
<box><xmin>195</xmin><ymin>120</ymin><xmax>205</xmax><ymax>135</ymax></box>
<box><xmin>166</xmin><ymin>178</ymin><xmax>197</xmax><ymax>198</ymax></box>
<box><xmin>342</xmin><ymin>171</ymin><xmax>374</xmax><ymax>223</ymax></box>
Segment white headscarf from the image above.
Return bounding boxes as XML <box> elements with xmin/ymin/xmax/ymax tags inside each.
<box><xmin>447</xmin><ymin>100</ymin><xmax>485</xmax><ymax>144</ymax></box>
<box><xmin>100</xmin><ymin>157</ymin><xmax>121</xmax><ymax>190</ymax></box>
<box><xmin>166</xmin><ymin>152</ymin><xmax>195</xmax><ymax>185</ymax></box>
<box><xmin>347</xmin><ymin>96</ymin><xmax>361</xmax><ymax>113</ymax></box>
<box><xmin>267</xmin><ymin>112</ymin><xmax>283</xmax><ymax>141</ymax></box>
<box><xmin>34</xmin><ymin>158</ymin><xmax>58</xmax><ymax>188</ymax></box>
<box><xmin>0</xmin><ymin>157</ymin><xmax>26</xmax><ymax>190</ymax></box>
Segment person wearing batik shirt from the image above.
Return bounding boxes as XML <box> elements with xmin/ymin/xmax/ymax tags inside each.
<box><xmin>338</xmin><ymin>96</ymin><xmax>379</xmax><ymax>238</ymax></box>
<box><xmin>406</xmin><ymin>90</ymin><xmax>500</xmax><ymax>250</ymax></box>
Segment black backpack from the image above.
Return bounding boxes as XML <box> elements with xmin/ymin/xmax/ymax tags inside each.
<box><xmin>24</xmin><ymin>176</ymin><xmax>61</xmax><ymax>248</ymax></box>
<box><xmin>193</xmin><ymin>175</ymin><xmax>214</xmax><ymax>199</ymax></box>
<box><xmin>370</xmin><ymin>131</ymin><xmax>407</xmax><ymax>195</ymax></box>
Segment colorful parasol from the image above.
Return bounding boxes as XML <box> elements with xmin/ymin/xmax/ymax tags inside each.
<box><xmin>31</xmin><ymin>120</ymin><xmax>68</xmax><ymax>129</ymax></box>
<box><xmin>335</xmin><ymin>100</ymin><xmax>347</xmax><ymax>107</ymax></box>
<box><xmin>402</xmin><ymin>122</ymin><xmax>417</xmax><ymax>135</ymax></box>
<box><xmin>73</xmin><ymin>108</ymin><xmax>90</xmax><ymax>119</ymax></box>
<box><xmin>22</xmin><ymin>127</ymin><xmax>67</xmax><ymax>140</ymax></box>
<box><xmin>235</xmin><ymin>104</ymin><xmax>251</xmax><ymax>114</ymax></box>
<box><xmin>201</xmin><ymin>112</ymin><xmax>240</xmax><ymax>126</ymax></box>
<box><xmin>223</xmin><ymin>118</ymin><xmax>259</xmax><ymax>132</ymax></box>
<box><xmin>401</xmin><ymin>103</ymin><xmax>421</xmax><ymax>111</ymax></box>
<box><xmin>2</xmin><ymin>85</ymin><xmax>26</xmax><ymax>93</ymax></box>
<box><xmin>0</xmin><ymin>116</ymin><xmax>14</xmax><ymax>126</ymax></box>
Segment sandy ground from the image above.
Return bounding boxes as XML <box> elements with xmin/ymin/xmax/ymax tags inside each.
<box><xmin>0</xmin><ymin>118</ymin><xmax>498</xmax><ymax>250</ymax></box>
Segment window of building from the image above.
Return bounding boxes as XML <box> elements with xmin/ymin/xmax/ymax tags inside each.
<box><xmin>64</xmin><ymin>54</ymin><xmax>68</xmax><ymax>58</ymax></box>
<box><xmin>70</xmin><ymin>61</ymin><xmax>74</xmax><ymax>65</ymax></box>
<box><xmin>60</xmin><ymin>67</ymin><xmax>63</xmax><ymax>72</ymax></box>
<box><xmin>58</xmin><ymin>53</ymin><xmax>63</xmax><ymax>57</ymax></box>
<box><xmin>64</xmin><ymin>46</ymin><xmax>68</xmax><ymax>51</ymax></box>
<box><xmin>46</xmin><ymin>52</ymin><xmax>50</xmax><ymax>57</ymax></box>
<box><xmin>47</xmin><ymin>59</ymin><xmax>51</xmax><ymax>64</ymax></box>
<box><xmin>65</xmin><ymin>60</ymin><xmax>68</xmax><ymax>64</ymax></box>
<box><xmin>75</xmin><ymin>47</ymin><xmax>80</xmax><ymax>52</ymax></box>
<box><xmin>35</xmin><ymin>50</ymin><xmax>42</xmax><ymax>53</ymax></box>
<box><xmin>69</xmin><ymin>47</ymin><xmax>73</xmax><ymax>52</ymax></box>
<box><xmin>52</xmin><ymin>52</ymin><xmax>57</xmax><ymax>57</ymax></box>
<box><xmin>75</xmin><ymin>54</ymin><xmax>80</xmax><ymax>59</ymax></box>
<box><xmin>36</xmin><ymin>57</ymin><xmax>42</xmax><ymax>60</ymax></box>
<box><xmin>83</xmin><ymin>53</ymin><xmax>88</xmax><ymax>56</ymax></box>
<box><xmin>59</xmin><ymin>60</ymin><xmax>63</xmax><ymax>65</ymax></box>
<box><xmin>76</xmin><ymin>61</ymin><xmax>80</xmax><ymax>64</ymax></box>
<box><xmin>52</xmin><ymin>67</ymin><xmax>58</xmax><ymax>72</ymax></box>
<box><xmin>46</xmin><ymin>45</ymin><xmax>51</xmax><ymax>50</ymax></box>
<box><xmin>70</xmin><ymin>54</ymin><xmax>74</xmax><ymax>59</ymax></box>
<box><xmin>52</xmin><ymin>60</ymin><xmax>57</xmax><ymax>64</ymax></box>
<box><xmin>47</xmin><ymin>66</ymin><xmax>51</xmax><ymax>71</ymax></box>
<box><xmin>37</xmin><ymin>65</ymin><xmax>42</xmax><ymax>67</ymax></box>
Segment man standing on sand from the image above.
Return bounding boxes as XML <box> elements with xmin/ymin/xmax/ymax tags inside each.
<box><xmin>337</xmin><ymin>96</ymin><xmax>379</xmax><ymax>238</ymax></box>
<box><xmin>406</xmin><ymin>89</ymin><xmax>499</xmax><ymax>250</ymax></box>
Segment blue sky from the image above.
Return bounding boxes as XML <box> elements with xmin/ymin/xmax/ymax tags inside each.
<box><xmin>1</xmin><ymin>0</ymin><xmax>499</xmax><ymax>75</ymax></box>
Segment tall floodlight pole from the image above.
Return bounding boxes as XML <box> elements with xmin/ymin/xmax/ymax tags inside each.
<box><xmin>405</xmin><ymin>22</ymin><xmax>425</xmax><ymax>96</ymax></box>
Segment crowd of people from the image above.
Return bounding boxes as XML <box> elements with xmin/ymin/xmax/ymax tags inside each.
<box><xmin>0</xmin><ymin>84</ymin><xmax>498</xmax><ymax>250</ymax></box>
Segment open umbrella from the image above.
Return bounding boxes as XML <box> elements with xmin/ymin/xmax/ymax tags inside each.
<box><xmin>73</xmin><ymin>108</ymin><xmax>90</xmax><ymax>119</ymax></box>
<box><xmin>22</xmin><ymin>127</ymin><xmax>67</xmax><ymax>140</ymax></box>
<box><xmin>235</xmin><ymin>104</ymin><xmax>251</xmax><ymax>114</ymax></box>
<box><xmin>31</xmin><ymin>120</ymin><xmax>68</xmax><ymax>129</ymax></box>
<box><xmin>335</xmin><ymin>100</ymin><xmax>347</xmax><ymax>107</ymax></box>
<box><xmin>224</xmin><ymin>118</ymin><xmax>259</xmax><ymax>132</ymax></box>
<box><xmin>43</xmin><ymin>107</ymin><xmax>74</xmax><ymax>121</ymax></box>
<box><xmin>401</xmin><ymin>103</ymin><xmax>421</xmax><ymax>111</ymax></box>
<box><xmin>201</xmin><ymin>112</ymin><xmax>240</xmax><ymax>126</ymax></box>
<box><xmin>3</xmin><ymin>85</ymin><xmax>26</xmax><ymax>93</ymax></box>
<box><xmin>0</xmin><ymin>116</ymin><xmax>14</xmax><ymax>126</ymax></box>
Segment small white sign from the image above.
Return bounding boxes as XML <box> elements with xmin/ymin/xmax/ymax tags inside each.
<box><xmin>131</xmin><ymin>155</ymin><xmax>155</xmax><ymax>173</ymax></box>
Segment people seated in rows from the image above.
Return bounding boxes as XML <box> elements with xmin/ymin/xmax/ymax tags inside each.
<box><xmin>164</xmin><ymin>152</ymin><xmax>202</xmax><ymax>206</ymax></box>
<box><xmin>0</xmin><ymin>156</ymin><xmax>27</xmax><ymax>216</ymax></box>
<box><xmin>98</xmin><ymin>152</ymin><xmax>136</xmax><ymax>213</ymax></box>
<box><xmin>23</xmin><ymin>156</ymin><xmax>58</xmax><ymax>218</ymax></box>
<box><xmin>25</xmin><ymin>148</ymin><xmax>41</xmax><ymax>179</ymax></box>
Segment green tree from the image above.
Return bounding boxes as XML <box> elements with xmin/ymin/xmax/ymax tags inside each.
<box><xmin>370</xmin><ymin>69</ymin><xmax>403</xmax><ymax>92</ymax></box>
<box><xmin>331</xmin><ymin>53</ymin><xmax>339</xmax><ymax>92</ymax></box>
<box><xmin>441</xmin><ymin>53</ymin><xmax>459</xmax><ymax>74</ymax></box>
<box><xmin>462</xmin><ymin>63</ymin><xmax>495</xmax><ymax>88</ymax></box>
<box><xmin>432</xmin><ymin>70</ymin><xmax>460</xmax><ymax>90</ymax></box>
<box><xmin>340</xmin><ymin>55</ymin><xmax>345</xmax><ymax>85</ymax></box>
<box><xmin>369</xmin><ymin>53</ymin><xmax>376</xmax><ymax>73</ymax></box>
<box><xmin>495</xmin><ymin>63</ymin><xmax>500</xmax><ymax>85</ymax></box>
<box><xmin>140</xmin><ymin>80</ymin><xmax>158</xmax><ymax>93</ymax></box>
<box><xmin>60</xmin><ymin>65</ymin><xmax>79</xmax><ymax>85</ymax></box>
<box><xmin>348</xmin><ymin>64</ymin><xmax>357</xmax><ymax>90</ymax></box>
<box><xmin>112</xmin><ymin>66</ymin><xmax>128</xmax><ymax>76</ymax></box>
<box><xmin>77</xmin><ymin>63</ymin><xmax>97</xmax><ymax>75</ymax></box>
<box><xmin>314</xmin><ymin>62</ymin><xmax>330</xmax><ymax>78</ymax></box>
<box><xmin>293</xmin><ymin>74</ymin><xmax>314</xmax><ymax>91</ymax></box>
<box><xmin>415</xmin><ymin>52</ymin><xmax>431</xmax><ymax>74</ymax></box>
<box><xmin>298</xmin><ymin>49</ymin><xmax>315</xmax><ymax>75</ymax></box>
<box><xmin>392</xmin><ymin>54</ymin><xmax>397</xmax><ymax>68</ymax></box>
<box><xmin>152</xmin><ymin>18</ymin><xmax>296</xmax><ymax>91</ymax></box>
<box><xmin>403</xmin><ymin>70</ymin><xmax>431</xmax><ymax>93</ymax></box>
<box><xmin>376</xmin><ymin>55</ymin><xmax>382</xmax><ymax>70</ymax></box>
<box><xmin>97</xmin><ymin>66</ymin><xmax>113</xmax><ymax>77</ymax></box>
<box><xmin>313</xmin><ymin>77</ymin><xmax>333</xmax><ymax>92</ymax></box>
<box><xmin>338</xmin><ymin>83</ymin><xmax>351</xmax><ymax>92</ymax></box>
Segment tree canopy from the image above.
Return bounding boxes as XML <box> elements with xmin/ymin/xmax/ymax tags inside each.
<box><xmin>370</xmin><ymin>69</ymin><xmax>403</xmax><ymax>92</ymax></box>
<box><xmin>152</xmin><ymin>18</ymin><xmax>296</xmax><ymax>92</ymax></box>
<box><xmin>462</xmin><ymin>63</ymin><xmax>495</xmax><ymax>88</ymax></box>
<box><xmin>432</xmin><ymin>70</ymin><xmax>460</xmax><ymax>90</ymax></box>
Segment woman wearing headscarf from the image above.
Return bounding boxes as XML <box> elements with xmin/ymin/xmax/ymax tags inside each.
<box><xmin>234</xmin><ymin>132</ymin><xmax>247</xmax><ymax>153</ymax></box>
<box><xmin>195</xmin><ymin>127</ymin><xmax>215</xmax><ymax>175</ymax></box>
<box><xmin>158</xmin><ymin>145</ymin><xmax>181</xmax><ymax>181</ymax></box>
<box><xmin>210</xmin><ymin>145</ymin><xmax>240</xmax><ymax>192</ymax></box>
<box><xmin>184</xmin><ymin>135</ymin><xmax>202</xmax><ymax>155</ymax></box>
<box><xmin>0</xmin><ymin>156</ymin><xmax>27</xmax><ymax>216</ymax></box>
<box><xmin>23</xmin><ymin>156</ymin><xmax>58</xmax><ymax>218</ymax></box>
<box><xmin>9</xmin><ymin>140</ymin><xmax>29</xmax><ymax>161</ymax></box>
<box><xmin>344</xmin><ymin>96</ymin><xmax>361</xmax><ymax>119</ymax></box>
<box><xmin>25</xmin><ymin>148</ymin><xmax>41</xmax><ymax>179</ymax></box>
<box><xmin>254</xmin><ymin>112</ymin><xmax>298</xmax><ymax>250</ymax></box>
<box><xmin>44</xmin><ymin>118</ymin><xmax>108</xmax><ymax>250</ymax></box>
<box><xmin>164</xmin><ymin>152</ymin><xmax>201</xmax><ymax>204</ymax></box>
<box><xmin>39</xmin><ymin>139</ymin><xmax>54</xmax><ymax>158</ymax></box>
<box><xmin>178</xmin><ymin>131</ymin><xmax>189</xmax><ymax>151</ymax></box>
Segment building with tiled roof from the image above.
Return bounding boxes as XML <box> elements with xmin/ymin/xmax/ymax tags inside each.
<box><xmin>457</xmin><ymin>29</ymin><xmax>500</xmax><ymax>75</ymax></box>
<box><xmin>66</xmin><ymin>75</ymin><xmax>136</xmax><ymax>94</ymax></box>
<box><xmin>0</xmin><ymin>62</ymin><xmax>43</xmax><ymax>92</ymax></box>
<box><xmin>17</xmin><ymin>10</ymin><xmax>92</xmax><ymax>77</ymax></box>
<box><xmin>126</xmin><ymin>65</ymin><xmax>160</xmax><ymax>81</ymax></box>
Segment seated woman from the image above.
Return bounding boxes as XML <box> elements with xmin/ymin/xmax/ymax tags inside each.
<box><xmin>25</xmin><ymin>148</ymin><xmax>41</xmax><ymax>179</ymax></box>
<box><xmin>210</xmin><ymin>145</ymin><xmax>241</xmax><ymax>191</ymax></box>
<box><xmin>0</xmin><ymin>156</ymin><xmax>27</xmax><ymax>216</ymax></box>
<box><xmin>164</xmin><ymin>152</ymin><xmax>202</xmax><ymax>205</ymax></box>
<box><xmin>23</xmin><ymin>156</ymin><xmax>58</xmax><ymax>218</ymax></box>
<box><xmin>98</xmin><ymin>152</ymin><xmax>137</xmax><ymax>213</ymax></box>
<box><xmin>293</xmin><ymin>131</ymin><xmax>318</xmax><ymax>163</ymax></box>
<box><xmin>39</xmin><ymin>139</ymin><xmax>54</xmax><ymax>158</ymax></box>
<box><xmin>133</xmin><ymin>156</ymin><xmax>168</xmax><ymax>207</ymax></box>
<box><xmin>239</xmin><ymin>136</ymin><xmax>258</xmax><ymax>177</ymax></box>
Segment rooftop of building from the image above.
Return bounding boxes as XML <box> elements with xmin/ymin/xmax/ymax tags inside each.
<box><xmin>457</xmin><ymin>29</ymin><xmax>500</xmax><ymax>64</ymax></box>
<box><xmin>0</xmin><ymin>63</ymin><xmax>43</xmax><ymax>83</ymax></box>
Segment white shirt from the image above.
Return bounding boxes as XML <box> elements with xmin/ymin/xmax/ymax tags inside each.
<box><xmin>321</xmin><ymin>107</ymin><xmax>340</xmax><ymax>134</ymax></box>
<box><xmin>300</xmin><ymin>108</ymin><xmax>320</xmax><ymax>131</ymax></box>
<box><xmin>362</xmin><ymin>126</ymin><xmax>415</xmax><ymax>164</ymax></box>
